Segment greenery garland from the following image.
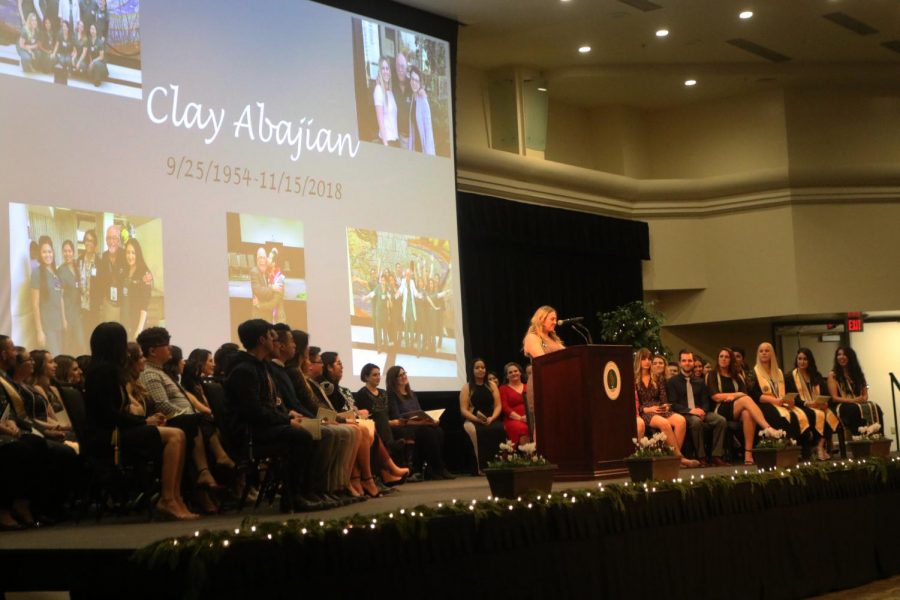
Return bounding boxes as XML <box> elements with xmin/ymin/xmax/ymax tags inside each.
<box><xmin>133</xmin><ymin>457</ymin><xmax>900</xmax><ymax>599</ymax></box>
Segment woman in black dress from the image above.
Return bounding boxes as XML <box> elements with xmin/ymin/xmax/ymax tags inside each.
<box><xmin>459</xmin><ymin>358</ymin><xmax>506</xmax><ymax>473</ymax></box>
<box><xmin>354</xmin><ymin>363</ymin><xmax>410</xmax><ymax>484</ymax></box>
<box><xmin>707</xmin><ymin>347</ymin><xmax>773</xmax><ymax>465</ymax></box>
<box><xmin>83</xmin><ymin>322</ymin><xmax>197</xmax><ymax>520</ymax></box>
<box><xmin>785</xmin><ymin>348</ymin><xmax>840</xmax><ymax>460</ymax></box>
<box><xmin>827</xmin><ymin>346</ymin><xmax>883</xmax><ymax>437</ymax></box>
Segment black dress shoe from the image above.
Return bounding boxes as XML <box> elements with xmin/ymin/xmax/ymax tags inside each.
<box><xmin>439</xmin><ymin>468</ymin><xmax>456</xmax><ymax>480</ymax></box>
<box><xmin>405</xmin><ymin>472</ymin><xmax>425</xmax><ymax>483</ymax></box>
<box><xmin>292</xmin><ymin>494</ymin><xmax>325</xmax><ymax>512</ymax></box>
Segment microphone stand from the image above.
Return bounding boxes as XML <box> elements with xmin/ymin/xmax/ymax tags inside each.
<box><xmin>569</xmin><ymin>322</ymin><xmax>592</xmax><ymax>345</ymax></box>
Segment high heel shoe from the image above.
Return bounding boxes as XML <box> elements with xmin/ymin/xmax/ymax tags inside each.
<box><xmin>197</xmin><ymin>467</ymin><xmax>225</xmax><ymax>491</ymax></box>
<box><xmin>361</xmin><ymin>477</ymin><xmax>383</xmax><ymax>498</ymax></box>
<box><xmin>154</xmin><ymin>502</ymin><xmax>200</xmax><ymax>521</ymax></box>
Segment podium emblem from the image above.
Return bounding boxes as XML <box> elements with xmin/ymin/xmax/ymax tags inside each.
<box><xmin>603</xmin><ymin>361</ymin><xmax>621</xmax><ymax>400</ymax></box>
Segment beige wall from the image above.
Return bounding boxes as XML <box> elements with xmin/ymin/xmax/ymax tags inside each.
<box><xmin>455</xmin><ymin>64</ymin><xmax>900</xmax><ymax>333</ymax></box>
<box><xmin>644</xmin><ymin>90</ymin><xmax>789</xmax><ymax>180</ymax></box>
<box><xmin>544</xmin><ymin>99</ymin><xmax>594</xmax><ymax>170</ymax></box>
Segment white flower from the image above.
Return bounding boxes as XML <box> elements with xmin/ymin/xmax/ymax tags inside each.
<box><xmin>859</xmin><ymin>426</ymin><xmax>868</xmax><ymax>434</ymax></box>
<box><xmin>519</xmin><ymin>442</ymin><xmax>537</xmax><ymax>454</ymax></box>
<box><xmin>640</xmin><ymin>437</ymin><xmax>652</xmax><ymax>448</ymax></box>
<box><xmin>632</xmin><ymin>438</ymin><xmax>638</xmax><ymax>445</ymax></box>
<box><xmin>868</xmin><ymin>423</ymin><xmax>882</xmax><ymax>435</ymax></box>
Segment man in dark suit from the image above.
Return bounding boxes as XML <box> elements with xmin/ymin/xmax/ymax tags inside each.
<box><xmin>667</xmin><ymin>349</ymin><xmax>727</xmax><ymax>466</ymax></box>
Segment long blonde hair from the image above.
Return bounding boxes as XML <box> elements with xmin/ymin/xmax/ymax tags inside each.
<box><xmin>376</xmin><ymin>56</ymin><xmax>392</xmax><ymax>93</ymax></box>
<box><xmin>523</xmin><ymin>305</ymin><xmax>562</xmax><ymax>348</ymax></box>
<box><xmin>754</xmin><ymin>342</ymin><xmax>784</xmax><ymax>393</ymax></box>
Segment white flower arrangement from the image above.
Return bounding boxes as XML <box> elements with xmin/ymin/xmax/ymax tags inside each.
<box><xmin>755</xmin><ymin>428</ymin><xmax>797</xmax><ymax>449</ymax></box>
<box><xmin>629</xmin><ymin>431</ymin><xmax>675</xmax><ymax>458</ymax></box>
<box><xmin>852</xmin><ymin>423</ymin><xmax>884</xmax><ymax>441</ymax></box>
<box><xmin>487</xmin><ymin>440</ymin><xmax>549</xmax><ymax>469</ymax></box>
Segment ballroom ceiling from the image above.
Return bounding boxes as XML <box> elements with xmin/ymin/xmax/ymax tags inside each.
<box><xmin>397</xmin><ymin>0</ymin><xmax>900</xmax><ymax>108</ymax></box>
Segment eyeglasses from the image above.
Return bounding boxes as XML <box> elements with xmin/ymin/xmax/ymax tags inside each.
<box><xmin>311</xmin><ymin>359</ymin><xmax>323</xmax><ymax>365</ymax></box>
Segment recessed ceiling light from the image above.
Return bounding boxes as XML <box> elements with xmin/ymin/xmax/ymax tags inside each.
<box><xmin>537</xmin><ymin>87</ymin><xmax>548</xmax><ymax>92</ymax></box>
<box><xmin>684</xmin><ymin>79</ymin><xmax>697</xmax><ymax>86</ymax></box>
<box><xmin>656</xmin><ymin>29</ymin><xmax>669</xmax><ymax>38</ymax></box>
<box><xmin>739</xmin><ymin>10</ymin><xmax>753</xmax><ymax>19</ymax></box>
<box><xmin>578</xmin><ymin>45</ymin><xmax>592</xmax><ymax>54</ymax></box>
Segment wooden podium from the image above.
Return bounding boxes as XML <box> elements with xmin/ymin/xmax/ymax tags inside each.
<box><xmin>532</xmin><ymin>345</ymin><xmax>635</xmax><ymax>480</ymax></box>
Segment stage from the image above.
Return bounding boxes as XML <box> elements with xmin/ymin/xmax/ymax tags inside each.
<box><xmin>3</xmin><ymin>460</ymin><xmax>900</xmax><ymax>599</ymax></box>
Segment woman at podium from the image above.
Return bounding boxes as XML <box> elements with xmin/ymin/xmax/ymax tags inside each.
<box><xmin>522</xmin><ymin>305</ymin><xmax>565</xmax><ymax>359</ymax></box>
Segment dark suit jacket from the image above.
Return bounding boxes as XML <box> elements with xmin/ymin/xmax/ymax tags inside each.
<box><xmin>666</xmin><ymin>373</ymin><xmax>713</xmax><ymax>414</ymax></box>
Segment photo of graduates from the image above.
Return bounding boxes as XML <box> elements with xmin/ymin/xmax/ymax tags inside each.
<box><xmin>346</xmin><ymin>227</ymin><xmax>456</xmax><ymax>377</ymax></box>
<box><xmin>9</xmin><ymin>202</ymin><xmax>164</xmax><ymax>354</ymax></box>
<box><xmin>225</xmin><ymin>212</ymin><xmax>308</xmax><ymax>344</ymax></box>
<box><xmin>0</xmin><ymin>0</ymin><xmax>141</xmax><ymax>98</ymax></box>
<box><xmin>351</xmin><ymin>16</ymin><xmax>452</xmax><ymax>158</ymax></box>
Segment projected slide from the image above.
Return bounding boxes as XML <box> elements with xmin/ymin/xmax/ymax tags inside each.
<box><xmin>0</xmin><ymin>0</ymin><xmax>142</xmax><ymax>98</ymax></box>
<box><xmin>346</xmin><ymin>227</ymin><xmax>455</xmax><ymax>377</ymax></box>
<box><xmin>226</xmin><ymin>212</ymin><xmax>307</xmax><ymax>344</ymax></box>
<box><xmin>351</xmin><ymin>17</ymin><xmax>451</xmax><ymax>157</ymax></box>
<box><xmin>8</xmin><ymin>202</ymin><xmax>164</xmax><ymax>355</ymax></box>
<box><xmin>0</xmin><ymin>0</ymin><xmax>463</xmax><ymax>390</ymax></box>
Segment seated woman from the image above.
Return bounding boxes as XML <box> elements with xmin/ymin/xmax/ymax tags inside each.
<box><xmin>460</xmin><ymin>358</ymin><xmax>506</xmax><ymax>474</ymax></box>
<box><xmin>707</xmin><ymin>347</ymin><xmax>773</xmax><ymax>466</ymax></box>
<box><xmin>72</xmin><ymin>20</ymin><xmax>88</xmax><ymax>75</ymax></box>
<box><xmin>354</xmin><ymin>363</ymin><xmax>410</xmax><ymax>484</ymax></box>
<box><xmin>28</xmin><ymin>350</ymin><xmax>77</xmax><ymax>445</ymax></box>
<box><xmin>85</xmin><ymin>325</ymin><xmax>197</xmax><ymax>520</ymax></box>
<box><xmin>750</xmin><ymin>342</ymin><xmax>809</xmax><ymax>448</ymax></box>
<box><xmin>54</xmin><ymin>354</ymin><xmax>84</xmax><ymax>391</ymax></box>
<box><xmin>318</xmin><ymin>352</ymin><xmax>381</xmax><ymax>498</ymax></box>
<box><xmin>828</xmin><ymin>346</ymin><xmax>883</xmax><ymax>436</ymax></box>
<box><xmin>37</xmin><ymin>16</ymin><xmax>56</xmax><ymax>73</ymax></box>
<box><xmin>785</xmin><ymin>348</ymin><xmax>840</xmax><ymax>460</ymax></box>
<box><xmin>180</xmin><ymin>352</ymin><xmax>235</xmax><ymax>471</ymax></box>
<box><xmin>86</xmin><ymin>23</ymin><xmax>107</xmax><ymax>86</ymax></box>
<box><xmin>651</xmin><ymin>354</ymin><xmax>667</xmax><ymax>379</ymax></box>
<box><xmin>10</xmin><ymin>348</ymin><xmax>67</xmax><ymax>444</ymax></box>
<box><xmin>386</xmin><ymin>364</ymin><xmax>453</xmax><ymax>480</ymax></box>
<box><xmin>499</xmin><ymin>362</ymin><xmax>530</xmax><ymax>445</ymax></box>
<box><xmin>635</xmin><ymin>348</ymin><xmax>699</xmax><ymax>468</ymax></box>
<box><xmin>54</xmin><ymin>20</ymin><xmax>74</xmax><ymax>73</ymax></box>
<box><xmin>17</xmin><ymin>13</ymin><xmax>41</xmax><ymax>73</ymax></box>
<box><xmin>0</xmin><ymin>378</ymin><xmax>47</xmax><ymax>529</ymax></box>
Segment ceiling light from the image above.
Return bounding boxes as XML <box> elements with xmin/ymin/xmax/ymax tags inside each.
<box><xmin>739</xmin><ymin>10</ymin><xmax>753</xmax><ymax>19</ymax></box>
<box><xmin>578</xmin><ymin>45</ymin><xmax>592</xmax><ymax>53</ymax></box>
<box><xmin>684</xmin><ymin>79</ymin><xmax>697</xmax><ymax>86</ymax></box>
<box><xmin>656</xmin><ymin>29</ymin><xmax>669</xmax><ymax>38</ymax></box>
<box><xmin>537</xmin><ymin>87</ymin><xmax>548</xmax><ymax>92</ymax></box>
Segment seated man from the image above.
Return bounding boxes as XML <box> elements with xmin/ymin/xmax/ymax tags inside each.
<box><xmin>224</xmin><ymin>319</ymin><xmax>316</xmax><ymax>511</ymax></box>
<box><xmin>137</xmin><ymin>327</ymin><xmax>221</xmax><ymax>500</ymax></box>
<box><xmin>667</xmin><ymin>349</ymin><xmax>727</xmax><ymax>466</ymax></box>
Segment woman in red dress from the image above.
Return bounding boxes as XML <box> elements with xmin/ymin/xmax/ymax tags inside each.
<box><xmin>499</xmin><ymin>362</ymin><xmax>530</xmax><ymax>445</ymax></box>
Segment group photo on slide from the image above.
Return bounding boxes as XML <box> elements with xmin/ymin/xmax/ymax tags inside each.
<box><xmin>346</xmin><ymin>227</ymin><xmax>455</xmax><ymax>376</ymax></box>
<box><xmin>0</xmin><ymin>0</ymin><xmax>141</xmax><ymax>97</ymax></box>
<box><xmin>351</xmin><ymin>16</ymin><xmax>452</xmax><ymax>158</ymax></box>
<box><xmin>8</xmin><ymin>202</ymin><xmax>164</xmax><ymax>355</ymax></box>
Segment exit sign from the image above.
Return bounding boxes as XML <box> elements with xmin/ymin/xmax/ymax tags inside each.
<box><xmin>847</xmin><ymin>315</ymin><xmax>863</xmax><ymax>332</ymax></box>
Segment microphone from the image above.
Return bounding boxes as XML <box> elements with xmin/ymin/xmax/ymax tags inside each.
<box><xmin>557</xmin><ymin>316</ymin><xmax>584</xmax><ymax>326</ymax></box>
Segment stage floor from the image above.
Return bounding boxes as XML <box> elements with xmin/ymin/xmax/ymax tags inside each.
<box><xmin>0</xmin><ymin>465</ymin><xmax>747</xmax><ymax>552</ymax></box>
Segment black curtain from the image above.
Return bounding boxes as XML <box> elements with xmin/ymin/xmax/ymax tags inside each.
<box><xmin>457</xmin><ymin>192</ymin><xmax>650</xmax><ymax>376</ymax></box>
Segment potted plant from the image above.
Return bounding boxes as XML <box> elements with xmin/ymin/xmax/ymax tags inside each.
<box><xmin>752</xmin><ymin>428</ymin><xmax>801</xmax><ymax>469</ymax></box>
<box><xmin>624</xmin><ymin>432</ymin><xmax>681</xmax><ymax>483</ymax></box>
<box><xmin>848</xmin><ymin>424</ymin><xmax>893</xmax><ymax>458</ymax></box>
<box><xmin>484</xmin><ymin>441</ymin><xmax>557</xmax><ymax>498</ymax></box>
